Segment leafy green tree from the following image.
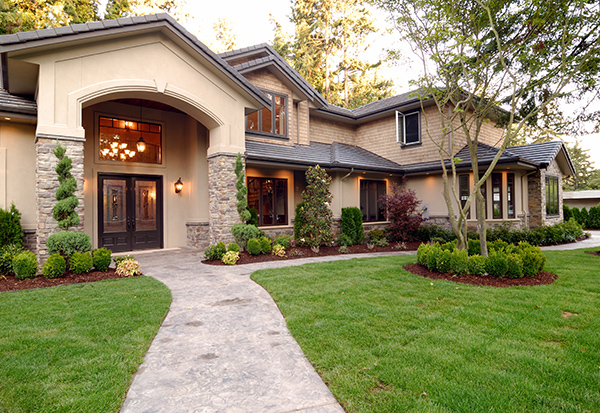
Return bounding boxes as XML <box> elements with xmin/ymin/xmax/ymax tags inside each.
<box><xmin>211</xmin><ymin>17</ymin><xmax>237</xmax><ymax>53</ymax></box>
<box><xmin>297</xmin><ymin>165</ymin><xmax>333</xmax><ymax>247</ymax></box>
<box><xmin>374</xmin><ymin>0</ymin><xmax>600</xmax><ymax>255</ymax></box>
<box><xmin>234</xmin><ymin>153</ymin><xmax>251</xmax><ymax>224</ymax></box>
<box><xmin>53</xmin><ymin>143</ymin><xmax>80</xmax><ymax>230</ymax></box>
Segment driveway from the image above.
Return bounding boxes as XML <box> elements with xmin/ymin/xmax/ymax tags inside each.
<box><xmin>121</xmin><ymin>249</ymin><xmax>412</xmax><ymax>413</ymax></box>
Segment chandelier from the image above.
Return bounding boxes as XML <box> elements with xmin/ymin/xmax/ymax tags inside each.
<box><xmin>100</xmin><ymin>135</ymin><xmax>137</xmax><ymax>160</ymax></box>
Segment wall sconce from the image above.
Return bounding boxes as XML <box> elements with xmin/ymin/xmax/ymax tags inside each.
<box><xmin>174</xmin><ymin>177</ymin><xmax>183</xmax><ymax>194</ymax></box>
<box><xmin>137</xmin><ymin>137</ymin><xmax>146</xmax><ymax>152</ymax></box>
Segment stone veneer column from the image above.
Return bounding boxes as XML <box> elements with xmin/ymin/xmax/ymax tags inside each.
<box><xmin>207</xmin><ymin>153</ymin><xmax>240</xmax><ymax>244</ymax></box>
<box><xmin>527</xmin><ymin>171</ymin><xmax>542</xmax><ymax>228</ymax></box>
<box><xmin>36</xmin><ymin>137</ymin><xmax>85</xmax><ymax>261</ymax></box>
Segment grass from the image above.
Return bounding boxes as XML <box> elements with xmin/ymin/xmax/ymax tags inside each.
<box><xmin>0</xmin><ymin>276</ymin><xmax>171</xmax><ymax>413</ymax></box>
<box><xmin>252</xmin><ymin>249</ymin><xmax>600</xmax><ymax>412</ymax></box>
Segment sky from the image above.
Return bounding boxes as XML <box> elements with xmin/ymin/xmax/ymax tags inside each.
<box><xmin>101</xmin><ymin>0</ymin><xmax>600</xmax><ymax>169</ymax></box>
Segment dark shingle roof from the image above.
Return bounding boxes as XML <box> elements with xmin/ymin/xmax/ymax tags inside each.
<box><xmin>507</xmin><ymin>141</ymin><xmax>564</xmax><ymax>167</ymax></box>
<box><xmin>0</xmin><ymin>89</ymin><xmax>36</xmax><ymax>115</ymax></box>
<box><xmin>245</xmin><ymin>140</ymin><xmax>403</xmax><ymax>173</ymax></box>
<box><xmin>0</xmin><ymin>14</ymin><xmax>271</xmax><ymax>109</ymax></box>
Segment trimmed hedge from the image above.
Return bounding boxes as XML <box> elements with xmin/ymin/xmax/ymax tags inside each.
<box><xmin>340</xmin><ymin>207</ymin><xmax>365</xmax><ymax>246</ymax></box>
<box><xmin>13</xmin><ymin>251</ymin><xmax>38</xmax><ymax>280</ymax></box>
<box><xmin>70</xmin><ymin>251</ymin><xmax>93</xmax><ymax>274</ymax></box>
<box><xmin>42</xmin><ymin>253</ymin><xmax>66</xmax><ymax>279</ymax></box>
<box><xmin>92</xmin><ymin>248</ymin><xmax>112</xmax><ymax>272</ymax></box>
<box><xmin>47</xmin><ymin>231</ymin><xmax>92</xmax><ymax>259</ymax></box>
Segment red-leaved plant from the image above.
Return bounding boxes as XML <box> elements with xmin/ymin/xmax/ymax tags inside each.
<box><xmin>380</xmin><ymin>180</ymin><xmax>424</xmax><ymax>241</ymax></box>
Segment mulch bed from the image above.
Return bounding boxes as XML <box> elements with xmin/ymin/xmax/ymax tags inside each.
<box><xmin>585</xmin><ymin>251</ymin><xmax>600</xmax><ymax>256</ymax></box>
<box><xmin>202</xmin><ymin>242</ymin><xmax>422</xmax><ymax>265</ymax></box>
<box><xmin>403</xmin><ymin>263</ymin><xmax>557</xmax><ymax>287</ymax></box>
<box><xmin>0</xmin><ymin>268</ymin><xmax>141</xmax><ymax>293</ymax></box>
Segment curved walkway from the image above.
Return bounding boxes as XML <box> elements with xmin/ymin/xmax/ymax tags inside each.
<box><xmin>121</xmin><ymin>235</ymin><xmax>600</xmax><ymax>412</ymax></box>
<box><xmin>121</xmin><ymin>250</ymin><xmax>412</xmax><ymax>413</ymax></box>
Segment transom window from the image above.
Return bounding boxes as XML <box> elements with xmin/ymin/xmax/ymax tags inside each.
<box><xmin>396</xmin><ymin>111</ymin><xmax>421</xmax><ymax>145</ymax></box>
<box><xmin>247</xmin><ymin>177</ymin><xmax>288</xmax><ymax>226</ymax></box>
<box><xmin>546</xmin><ymin>175</ymin><xmax>559</xmax><ymax>216</ymax></box>
<box><xmin>360</xmin><ymin>180</ymin><xmax>386</xmax><ymax>222</ymax></box>
<box><xmin>246</xmin><ymin>91</ymin><xmax>287</xmax><ymax>138</ymax></box>
<box><xmin>99</xmin><ymin>116</ymin><xmax>161</xmax><ymax>164</ymax></box>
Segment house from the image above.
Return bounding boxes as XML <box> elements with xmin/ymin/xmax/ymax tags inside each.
<box><xmin>563</xmin><ymin>190</ymin><xmax>600</xmax><ymax>210</ymax></box>
<box><xmin>0</xmin><ymin>14</ymin><xmax>575</xmax><ymax>260</ymax></box>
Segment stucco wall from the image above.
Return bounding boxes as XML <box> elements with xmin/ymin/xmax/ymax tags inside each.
<box><xmin>0</xmin><ymin>121</ymin><xmax>36</xmax><ymax>231</ymax></box>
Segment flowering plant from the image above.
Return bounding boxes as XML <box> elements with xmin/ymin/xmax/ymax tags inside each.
<box><xmin>222</xmin><ymin>250</ymin><xmax>240</xmax><ymax>265</ymax></box>
<box><xmin>116</xmin><ymin>258</ymin><xmax>141</xmax><ymax>277</ymax></box>
<box><xmin>272</xmin><ymin>244</ymin><xmax>286</xmax><ymax>257</ymax></box>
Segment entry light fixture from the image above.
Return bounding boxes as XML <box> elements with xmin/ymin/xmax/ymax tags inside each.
<box><xmin>174</xmin><ymin>177</ymin><xmax>183</xmax><ymax>194</ymax></box>
<box><xmin>136</xmin><ymin>137</ymin><xmax>146</xmax><ymax>152</ymax></box>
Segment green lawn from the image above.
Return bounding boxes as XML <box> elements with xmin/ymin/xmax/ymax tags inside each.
<box><xmin>0</xmin><ymin>276</ymin><xmax>171</xmax><ymax>413</ymax></box>
<box><xmin>252</xmin><ymin>249</ymin><xmax>600</xmax><ymax>413</ymax></box>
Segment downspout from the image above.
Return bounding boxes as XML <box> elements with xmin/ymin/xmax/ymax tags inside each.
<box><xmin>521</xmin><ymin>170</ymin><xmax>537</xmax><ymax>228</ymax></box>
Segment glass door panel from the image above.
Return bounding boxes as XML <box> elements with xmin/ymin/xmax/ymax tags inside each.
<box><xmin>135</xmin><ymin>181</ymin><xmax>157</xmax><ymax>231</ymax></box>
<box><xmin>103</xmin><ymin>179</ymin><xmax>127</xmax><ymax>233</ymax></box>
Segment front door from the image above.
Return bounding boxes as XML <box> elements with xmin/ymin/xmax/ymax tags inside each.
<box><xmin>98</xmin><ymin>174</ymin><xmax>163</xmax><ymax>253</ymax></box>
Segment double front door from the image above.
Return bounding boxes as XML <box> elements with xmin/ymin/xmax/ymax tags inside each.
<box><xmin>98</xmin><ymin>174</ymin><xmax>163</xmax><ymax>253</ymax></box>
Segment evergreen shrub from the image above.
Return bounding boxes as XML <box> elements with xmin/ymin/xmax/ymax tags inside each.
<box><xmin>92</xmin><ymin>248</ymin><xmax>112</xmax><ymax>272</ymax></box>
<box><xmin>368</xmin><ymin>229</ymin><xmax>385</xmax><ymax>243</ymax></box>
<box><xmin>449</xmin><ymin>249</ymin><xmax>469</xmax><ymax>275</ymax></box>
<box><xmin>247</xmin><ymin>238</ymin><xmax>262</xmax><ymax>255</ymax></box>
<box><xmin>340</xmin><ymin>207</ymin><xmax>365</xmax><ymax>245</ymax></box>
<box><xmin>436</xmin><ymin>249</ymin><xmax>453</xmax><ymax>273</ymax></box>
<box><xmin>417</xmin><ymin>243</ymin><xmax>431</xmax><ymax>266</ymax></box>
<box><xmin>42</xmin><ymin>253</ymin><xmax>66</xmax><ymax>279</ymax></box>
<box><xmin>0</xmin><ymin>244</ymin><xmax>23</xmax><ymax>275</ymax></box>
<box><xmin>231</xmin><ymin>224</ymin><xmax>261</xmax><ymax>250</ymax></box>
<box><xmin>0</xmin><ymin>204</ymin><xmax>24</xmax><ymax>247</ymax></box>
<box><xmin>70</xmin><ymin>251</ymin><xmax>93</xmax><ymax>274</ymax></box>
<box><xmin>505</xmin><ymin>253</ymin><xmax>524</xmax><ymax>278</ymax></box>
<box><xmin>274</xmin><ymin>234</ymin><xmax>292</xmax><ymax>249</ymax></box>
<box><xmin>12</xmin><ymin>251</ymin><xmax>38</xmax><ymax>280</ymax></box>
<box><xmin>227</xmin><ymin>242</ymin><xmax>241</xmax><ymax>253</ymax></box>
<box><xmin>467</xmin><ymin>255</ymin><xmax>487</xmax><ymax>276</ymax></box>
<box><xmin>426</xmin><ymin>244</ymin><xmax>441</xmax><ymax>271</ymax></box>
<box><xmin>486</xmin><ymin>251</ymin><xmax>508</xmax><ymax>277</ymax></box>
<box><xmin>259</xmin><ymin>236</ymin><xmax>272</xmax><ymax>254</ymax></box>
<box><xmin>47</xmin><ymin>231</ymin><xmax>91</xmax><ymax>259</ymax></box>
<box><xmin>295</xmin><ymin>166</ymin><xmax>333</xmax><ymax>247</ymax></box>
<box><xmin>204</xmin><ymin>242</ymin><xmax>226</xmax><ymax>261</ymax></box>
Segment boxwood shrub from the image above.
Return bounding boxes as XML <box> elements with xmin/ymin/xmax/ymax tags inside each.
<box><xmin>436</xmin><ymin>249</ymin><xmax>453</xmax><ymax>273</ymax></box>
<box><xmin>247</xmin><ymin>238</ymin><xmax>262</xmax><ymax>255</ymax></box>
<box><xmin>12</xmin><ymin>250</ymin><xmax>38</xmax><ymax>280</ymax></box>
<box><xmin>70</xmin><ymin>251</ymin><xmax>93</xmax><ymax>274</ymax></box>
<box><xmin>92</xmin><ymin>248</ymin><xmax>112</xmax><ymax>272</ymax></box>
<box><xmin>47</xmin><ymin>231</ymin><xmax>91</xmax><ymax>259</ymax></box>
<box><xmin>42</xmin><ymin>253</ymin><xmax>66</xmax><ymax>279</ymax></box>
<box><xmin>0</xmin><ymin>244</ymin><xmax>23</xmax><ymax>275</ymax></box>
<box><xmin>467</xmin><ymin>255</ymin><xmax>487</xmax><ymax>276</ymax></box>
<box><xmin>449</xmin><ymin>249</ymin><xmax>469</xmax><ymax>275</ymax></box>
<box><xmin>259</xmin><ymin>236</ymin><xmax>272</xmax><ymax>254</ymax></box>
<box><xmin>204</xmin><ymin>242</ymin><xmax>226</xmax><ymax>261</ymax></box>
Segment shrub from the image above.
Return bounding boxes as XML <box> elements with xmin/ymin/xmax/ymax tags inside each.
<box><xmin>467</xmin><ymin>255</ymin><xmax>487</xmax><ymax>276</ymax></box>
<box><xmin>92</xmin><ymin>248</ymin><xmax>112</xmax><ymax>272</ymax></box>
<box><xmin>379</xmin><ymin>180</ymin><xmax>424</xmax><ymax>241</ymax></box>
<box><xmin>467</xmin><ymin>238</ymin><xmax>481</xmax><ymax>256</ymax></box>
<box><xmin>293</xmin><ymin>202</ymin><xmax>306</xmax><ymax>241</ymax></box>
<box><xmin>563</xmin><ymin>205</ymin><xmax>572</xmax><ymax>222</ymax></box>
<box><xmin>296</xmin><ymin>166</ymin><xmax>333</xmax><ymax>247</ymax></box>
<box><xmin>417</xmin><ymin>243</ymin><xmax>431</xmax><ymax>266</ymax></box>
<box><xmin>580</xmin><ymin>207</ymin><xmax>590</xmax><ymax>228</ymax></box>
<box><xmin>589</xmin><ymin>206</ymin><xmax>600</xmax><ymax>229</ymax></box>
<box><xmin>441</xmin><ymin>240</ymin><xmax>456</xmax><ymax>252</ymax></box>
<box><xmin>234</xmin><ymin>153</ymin><xmax>251</xmax><ymax>223</ymax></box>
<box><xmin>42</xmin><ymin>253</ymin><xmax>66</xmax><ymax>279</ymax></box>
<box><xmin>113</xmin><ymin>254</ymin><xmax>134</xmax><ymax>265</ymax></box>
<box><xmin>341</xmin><ymin>207</ymin><xmax>365</xmax><ymax>245</ymax></box>
<box><xmin>274</xmin><ymin>234</ymin><xmax>292</xmax><ymax>250</ymax></box>
<box><xmin>515</xmin><ymin>242</ymin><xmax>546</xmax><ymax>277</ymax></box>
<box><xmin>52</xmin><ymin>143</ymin><xmax>80</xmax><ymax>230</ymax></box>
<box><xmin>426</xmin><ymin>244</ymin><xmax>441</xmax><ymax>271</ymax></box>
<box><xmin>416</xmin><ymin>223</ymin><xmax>455</xmax><ymax>242</ymax></box>
<box><xmin>338</xmin><ymin>245</ymin><xmax>349</xmax><ymax>254</ymax></box>
<box><xmin>0</xmin><ymin>204</ymin><xmax>24</xmax><ymax>247</ymax></box>
<box><xmin>436</xmin><ymin>249</ymin><xmax>453</xmax><ymax>273</ymax></box>
<box><xmin>505</xmin><ymin>253</ymin><xmax>523</xmax><ymax>278</ymax></box>
<box><xmin>488</xmin><ymin>239</ymin><xmax>511</xmax><ymax>253</ymax></box>
<box><xmin>227</xmin><ymin>242</ymin><xmax>241</xmax><ymax>253</ymax></box>
<box><xmin>449</xmin><ymin>249</ymin><xmax>469</xmax><ymax>275</ymax></box>
<box><xmin>231</xmin><ymin>224</ymin><xmax>261</xmax><ymax>250</ymax></box>
<box><xmin>374</xmin><ymin>238</ymin><xmax>389</xmax><ymax>247</ymax></box>
<box><xmin>70</xmin><ymin>251</ymin><xmax>93</xmax><ymax>274</ymax></box>
<box><xmin>116</xmin><ymin>258</ymin><xmax>141</xmax><ymax>276</ymax></box>
<box><xmin>247</xmin><ymin>238</ymin><xmax>262</xmax><ymax>255</ymax></box>
<box><xmin>272</xmin><ymin>244</ymin><xmax>286</xmax><ymax>257</ymax></box>
<box><xmin>368</xmin><ymin>229</ymin><xmax>385</xmax><ymax>243</ymax></box>
<box><xmin>337</xmin><ymin>233</ymin><xmax>354</xmax><ymax>247</ymax></box>
<box><xmin>47</xmin><ymin>231</ymin><xmax>91</xmax><ymax>259</ymax></box>
<box><xmin>222</xmin><ymin>251</ymin><xmax>240</xmax><ymax>265</ymax></box>
<box><xmin>204</xmin><ymin>242</ymin><xmax>227</xmax><ymax>261</ymax></box>
<box><xmin>259</xmin><ymin>236</ymin><xmax>272</xmax><ymax>254</ymax></box>
<box><xmin>248</xmin><ymin>208</ymin><xmax>259</xmax><ymax>226</ymax></box>
<box><xmin>0</xmin><ymin>243</ymin><xmax>23</xmax><ymax>275</ymax></box>
<box><xmin>12</xmin><ymin>251</ymin><xmax>38</xmax><ymax>280</ymax></box>
<box><xmin>486</xmin><ymin>251</ymin><xmax>508</xmax><ymax>277</ymax></box>
<box><xmin>571</xmin><ymin>207</ymin><xmax>582</xmax><ymax>227</ymax></box>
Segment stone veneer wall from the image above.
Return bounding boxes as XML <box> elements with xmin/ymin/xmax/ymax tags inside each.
<box><xmin>186</xmin><ymin>222</ymin><xmax>210</xmax><ymax>250</ymax></box>
<box><xmin>207</xmin><ymin>153</ymin><xmax>240</xmax><ymax>244</ymax></box>
<box><xmin>528</xmin><ymin>171</ymin><xmax>543</xmax><ymax>228</ymax></box>
<box><xmin>35</xmin><ymin>137</ymin><xmax>85</xmax><ymax>261</ymax></box>
<box><xmin>23</xmin><ymin>229</ymin><xmax>37</xmax><ymax>255</ymax></box>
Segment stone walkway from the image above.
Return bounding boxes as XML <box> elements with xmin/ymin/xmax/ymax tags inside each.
<box><xmin>120</xmin><ymin>234</ymin><xmax>600</xmax><ymax>412</ymax></box>
<box><xmin>121</xmin><ymin>249</ymin><xmax>412</xmax><ymax>413</ymax></box>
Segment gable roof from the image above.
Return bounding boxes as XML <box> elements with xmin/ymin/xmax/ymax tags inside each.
<box><xmin>0</xmin><ymin>14</ymin><xmax>271</xmax><ymax>110</ymax></box>
<box><xmin>0</xmin><ymin>89</ymin><xmax>36</xmax><ymax>116</ymax></box>
<box><xmin>245</xmin><ymin>140</ymin><xmax>402</xmax><ymax>173</ymax></box>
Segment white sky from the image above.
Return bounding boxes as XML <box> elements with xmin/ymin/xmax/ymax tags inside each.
<box><xmin>100</xmin><ymin>0</ymin><xmax>600</xmax><ymax>169</ymax></box>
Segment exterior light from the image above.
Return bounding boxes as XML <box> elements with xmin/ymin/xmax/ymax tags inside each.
<box><xmin>174</xmin><ymin>177</ymin><xmax>183</xmax><ymax>194</ymax></box>
<box><xmin>137</xmin><ymin>137</ymin><xmax>146</xmax><ymax>152</ymax></box>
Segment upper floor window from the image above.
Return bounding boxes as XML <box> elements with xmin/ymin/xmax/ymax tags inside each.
<box><xmin>99</xmin><ymin>116</ymin><xmax>162</xmax><ymax>164</ymax></box>
<box><xmin>396</xmin><ymin>111</ymin><xmax>421</xmax><ymax>146</ymax></box>
<box><xmin>246</xmin><ymin>91</ymin><xmax>287</xmax><ymax>138</ymax></box>
<box><xmin>546</xmin><ymin>175</ymin><xmax>559</xmax><ymax>216</ymax></box>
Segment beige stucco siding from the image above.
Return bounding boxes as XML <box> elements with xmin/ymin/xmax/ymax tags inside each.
<box><xmin>0</xmin><ymin>121</ymin><xmax>36</xmax><ymax>231</ymax></box>
<box><xmin>83</xmin><ymin>101</ymin><xmax>210</xmax><ymax>249</ymax></box>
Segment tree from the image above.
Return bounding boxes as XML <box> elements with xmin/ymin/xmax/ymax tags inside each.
<box><xmin>374</xmin><ymin>0</ymin><xmax>600</xmax><ymax>255</ymax></box>
<box><xmin>234</xmin><ymin>153</ymin><xmax>250</xmax><ymax>223</ymax></box>
<box><xmin>211</xmin><ymin>17</ymin><xmax>237</xmax><ymax>53</ymax></box>
<box><xmin>296</xmin><ymin>165</ymin><xmax>333</xmax><ymax>248</ymax></box>
<box><xmin>273</xmin><ymin>0</ymin><xmax>394</xmax><ymax>108</ymax></box>
<box><xmin>52</xmin><ymin>143</ymin><xmax>80</xmax><ymax>230</ymax></box>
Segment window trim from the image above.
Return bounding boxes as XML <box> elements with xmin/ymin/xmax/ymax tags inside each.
<box><xmin>247</xmin><ymin>177</ymin><xmax>288</xmax><ymax>227</ymax></box>
<box><xmin>98</xmin><ymin>115</ymin><xmax>163</xmax><ymax>165</ymax></box>
<box><xmin>245</xmin><ymin>89</ymin><xmax>288</xmax><ymax>139</ymax></box>
<box><xmin>545</xmin><ymin>175</ymin><xmax>560</xmax><ymax>217</ymax></box>
<box><xmin>360</xmin><ymin>179</ymin><xmax>387</xmax><ymax>222</ymax></box>
<box><xmin>396</xmin><ymin>110</ymin><xmax>421</xmax><ymax>146</ymax></box>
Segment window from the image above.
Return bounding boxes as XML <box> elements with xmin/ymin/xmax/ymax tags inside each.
<box><xmin>492</xmin><ymin>173</ymin><xmax>502</xmax><ymax>219</ymax></box>
<box><xmin>247</xmin><ymin>177</ymin><xmax>288</xmax><ymax>226</ymax></box>
<box><xmin>396</xmin><ymin>111</ymin><xmax>420</xmax><ymax>145</ymax></box>
<box><xmin>246</xmin><ymin>91</ymin><xmax>287</xmax><ymax>138</ymax></box>
<box><xmin>507</xmin><ymin>173</ymin><xmax>515</xmax><ymax>218</ymax></box>
<box><xmin>459</xmin><ymin>174</ymin><xmax>470</xmax><ymax>219</ymax></box>
<box><xmin>546</xmin><ymin>175</ymin><xmax>559</xmax><ymax>216</ymax></box>
<box><xmin>480</xmin><ymin>179</ymin><xmax>488</xmax><ymax>219</ymax></box>
<box><xmin>360</xmin><ymin>180</ymin><xmax>386</xmax><ymax>222</ymax></box>
<box><xmin>99</xmin><ymin>117</ymin><xmax>162</xmax><ymax>164</ymax></box>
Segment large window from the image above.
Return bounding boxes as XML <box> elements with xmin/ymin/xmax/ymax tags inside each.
<box><xmin>360</xmin><ymin>180</ymin><xmax>386</xmax><ymax>222</ymax></box>
<box><xmin>459</xmin><ymin>174</ymin><xmax>470</xmax><ymax>219</ymax></box>
<box><xmin>247</xmin><ymin>177</ymin><xmax>288</xmax><ymax>226</ymax></box>
<box><xmin>246</xmin><ymin>91</ymin><xmax>287</xmax><ymax>138</ymax></box>
<box><xmin>546</xmin><ymin>175</ymin><xmax>559</xmax><ymax>216</ymax></box>
<box><xmin>396</xmin><ymin>111</ymin><xmax>420</xmax><ymax>145</ymax></box>
<box><xmin>99</xmin><ymin>116</ymin><xmax>162</xmax><ymax>164</ymax></box>
<box><xmin>492</xmin><ymin>173</ymin><xmax>503</xmax><ymax>219</ymax></box>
